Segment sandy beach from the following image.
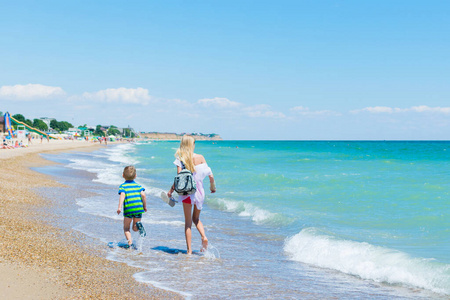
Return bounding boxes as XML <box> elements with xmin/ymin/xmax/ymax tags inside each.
<box><xmin>0</xmin><ymin>140</ymin><xmax>182</xmax><ymax>299</ymax></box>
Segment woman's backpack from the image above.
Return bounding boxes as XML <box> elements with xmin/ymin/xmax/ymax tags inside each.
<box><xmin>174</xmin><ymin>162</ymin><xmax>197</xmax><ymax>195</ymax></box>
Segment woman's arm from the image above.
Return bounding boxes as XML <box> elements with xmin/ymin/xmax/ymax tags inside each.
<box><xmin>168</xmin><ymin>165</ymin><xmax>182</xmax><ymax>197</ymax></box>
<box><xmin>199</xmin><ymin>154</ymin><xmax>215</xmax><ymax>193</ymax></box>
<box><xmin>209</xmin><ymin>175</ymin><xmax>216</xmax><ymax>193</ymax></box>
<box><xmin>168</xmin><ymin>184</ymin><xmax>175</xmax><ymax>198</ymax></box>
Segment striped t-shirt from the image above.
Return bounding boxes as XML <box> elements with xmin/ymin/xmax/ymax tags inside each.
<box><xmin>118</xmin><ymin>180</ymin><xmax>145</xmax><ymax>217</ymax></box>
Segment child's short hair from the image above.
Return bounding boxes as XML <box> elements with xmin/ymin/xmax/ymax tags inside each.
<box><xmin>123</xmin><ymin>166</ymin><xmax>136</xmax><ymax>181</ymax></box>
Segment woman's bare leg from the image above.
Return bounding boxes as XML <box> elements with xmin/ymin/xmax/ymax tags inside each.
<box><xmin>192</xmin><ymin>206</ymin><xmax>208</xmax><ymax>251</ymax></box>
<box><xmin>183</xmin><ymin>202</ymin><xmax>193</xmax><ymax>254</ymax></box>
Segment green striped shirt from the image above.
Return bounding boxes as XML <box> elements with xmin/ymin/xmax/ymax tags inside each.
<box><xmin>118</xmin><ymin>180</ymin><xmax>145</xmax><ymax>217</ymax></box>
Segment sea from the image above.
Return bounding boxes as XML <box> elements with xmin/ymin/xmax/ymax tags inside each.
<box><xmin>36</xmin><ymin>141</ymin><xmax>450</xmax><ymax>299</ymax></box>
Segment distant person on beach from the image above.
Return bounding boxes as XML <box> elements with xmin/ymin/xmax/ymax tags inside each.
<box><xmin>40</xmin><ymin>135</ymin><xmax>43</xmax><ymax>143</ymax></box>
<box><xmin>2</xmin><ymin>137</ymin><xmax>11</xmax><ymax>149</ymax></box>
<box><xmin>167</xmin><ymin>135</ymin><xmax>216</xmax><ymax>254</ymax></box>
<box><xmin>117</xmin><ymin>166</ymin><xmax>148</xmax><ymax>247</ymax></box>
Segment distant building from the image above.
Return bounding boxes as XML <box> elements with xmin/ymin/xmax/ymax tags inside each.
<box><xmin>78</xmin><ymin>126</ymin><xmax>96</xmax><ymax>136</ymax></box>
<box><xmin>121</xmin><ymin>126</ymin><xmax>137</xmax><ymax>137</ymax></box>
<box><xmin>67</xmin><ymin>128</ymin><xmax>82</xmax><ymax>136</ymax></box>
<box><xmin>39</xmin><ymin>117</ymin><xmax>56</xmax><ymax>129</ymax></box>
<box><xmin>47</xmin><ymin>128</ymin><xmax>58</xmax><ymax>134</ymax></box>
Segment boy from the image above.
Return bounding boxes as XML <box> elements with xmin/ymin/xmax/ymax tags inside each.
<box><xmin>117</xmin><ymin>166</ymin><xmax>147</xmax><ymax>247</ymax></box>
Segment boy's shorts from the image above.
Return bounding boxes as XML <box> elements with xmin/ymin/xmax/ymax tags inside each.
<box><xmin>124</xmin><ymin>213</ymin><xmax>142</xmax><ymax>219</ymax></box>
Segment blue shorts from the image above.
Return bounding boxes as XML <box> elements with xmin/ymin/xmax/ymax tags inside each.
<box><xmin>124</xmin><ymin>213</ymin><xmax>142</xmax><ymax>219</ymax></box>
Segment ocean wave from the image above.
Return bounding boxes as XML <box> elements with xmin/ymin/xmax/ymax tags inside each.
<box><xmin>103</xmin><ymin>143</ymin><xmax>139</xmax><ymax>165</ymax></box>
<box><xmin>66</xmin><ymin>144</ymin><xmax>140</xmax><ymax>186</ymax></box>
<box><xmin>207</xmin><ymin>197</ymin><xmax>292</xmax><ymax>226</ymax></box>
<box><xmin>67</xmin><ymin>158</ymin><xmax>124</xmax><ymax>186</ymax></box>
<box><xmin>284</xmin><ymin>228</ymin><xmax>450</xmax><ymax>295</ymax></box>
<box><xmin>76</xmin><ymin>196</ymin><xmax>184</xmax><ymax>227</ymax></box>
<box><xmin>76</xmin><ymin>197</ymin><xmax>121</xmax><ymax>220</ymax></box>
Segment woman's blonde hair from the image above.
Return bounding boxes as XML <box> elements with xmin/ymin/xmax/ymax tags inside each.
<box><xmin>175</xmin><ymin>135</ymin><xmax>195</xmax><ymax>172</ymax></box>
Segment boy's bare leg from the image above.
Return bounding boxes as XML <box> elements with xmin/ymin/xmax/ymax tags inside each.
<box><xmin>183</xmin><ymin>202</ymin><xmax>193</xmax><ymax>254</ymax></box>
<box><xmin>132</xmin><ymin>218</ymin><xmax>141</xmax><ymax>232</ymax></box>
<box><xmin>193</xmin><ymin>206</ymin><xmax>208</xmax><ymax>251</ymax></box>
<box><xmin>123</xmin><ymin>218</ymin><xmax>133</xmax><ymax>245</ymax></box>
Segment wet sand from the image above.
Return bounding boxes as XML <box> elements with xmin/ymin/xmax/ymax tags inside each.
<box><xmin>0</xmin><ymin>140</ymin><xmax>182</xmax><ymax>299</ymax></box>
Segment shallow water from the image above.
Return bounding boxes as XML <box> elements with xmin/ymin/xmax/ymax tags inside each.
<box><xmin>37</xmin><ymin>141</ymin><xmax>450</xmax><ymax>299</ymax></box>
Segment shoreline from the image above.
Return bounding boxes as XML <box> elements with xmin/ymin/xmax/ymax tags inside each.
<box><xmin>139</xmin><ymin>132</ymin><xmax>222</xmax><ymax>141</ymax></box>
<box><xmin>0</xmin><ymin>140</ymin><xmax>182</xmax><ymax>299</ymax></box>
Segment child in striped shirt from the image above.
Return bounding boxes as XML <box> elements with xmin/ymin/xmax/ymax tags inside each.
<box><xmin>117</xmin><ymin>165</ymin><xmax>147</xmax><ymax>247</ymax></box>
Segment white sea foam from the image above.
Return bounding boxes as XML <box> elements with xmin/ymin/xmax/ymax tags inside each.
<box><xmin>104</xmin><ymin>143</ymin><xmax>139</xmax><ymax>165</ymax></box>
<box><xmin>141</xmin><ymin>184</ymin><xmax>165</xmax><ymax>198</ymax></box>
<box><xmin>284</xmin><ymin>228</ymin><xmax>450</xmax><ymax>295</ymax></box>
<box><xmin>133</xmin><ymin>273</ymin><xmax>192</xmax><ymax>299</ymax></box>
<box><xmin>208</xmin><ymin>197</ymin><xmax>291</xmax><ymax>226</ymax></box>
<box><xmin>66</xmin><ymin>144</ymin><xmax>139</xmax><ymax>186</ymax></box>
<box><xmin>95</xmin><ymin>169</ymin><xmax>124</xmax><ymax>186</ymax></box>
<box><xmin>76</xmin><ymin>197</ymin><xmax>121</xmax><ymax>220</ymax></box>
<box><xmin>149</xmin><ymin>220</ymin><xmax>184</xmax><ymax>227</ymax></box>
<box><xmin>76</xmin><ymin>196</ymin><xmax>184</xmax><ymax>226</ymax></box>
<box><xmin>202</xmin><ymin>244</ymin><xmax>221</xmax><ymax>259</ymax></box>
<box><xmin>67</xmin><ymin>158</ymin><xmax>123</xmax><ymax>185</ymax></box>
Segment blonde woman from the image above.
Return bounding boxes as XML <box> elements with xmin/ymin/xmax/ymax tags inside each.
<box><xmin>167</xmin><ymin>135</ymin><xmax>216</xmax><ymax>254</ymax></box>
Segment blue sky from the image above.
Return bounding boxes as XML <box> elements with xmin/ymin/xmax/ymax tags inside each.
<box><xmin>1</xmin><ymin>1</ymin><xmax>449</xmax><ymax>140</ymax></box>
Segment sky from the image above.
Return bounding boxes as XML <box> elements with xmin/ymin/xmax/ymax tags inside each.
<box><xmin>0</xmin><ymin>0</ymin><xmax>449</xmax><ymax>140</ymax></box>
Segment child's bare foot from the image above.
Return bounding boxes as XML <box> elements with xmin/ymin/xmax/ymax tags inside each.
<box><xmin>128</xmin><ymin>240</ymin><xmax>133</xmax><ymax>246</ymax></box>
<box><xmin>201</xmin><ymin>237</ymin><xmax>208</xmax><ymax>252</ymax></box>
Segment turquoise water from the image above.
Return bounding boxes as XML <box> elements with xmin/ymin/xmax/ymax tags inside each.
<box><xmin>42</xmin><ymin>141</ymin><xmax>450</xmax><ymax>298</ymax></box>
<box><xmin>144</xmin><ymin>141</ymin><xmax>449</xmax><ymax>261</ymax></box>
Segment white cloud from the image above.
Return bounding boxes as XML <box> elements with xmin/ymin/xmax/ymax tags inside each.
<box><xmin>81</xmin><ymin>87</ymin><xmax>152</xmax><ymax>105</ymax></box>
<box><xmin>409</xmin><ymin>105</ymin><xmax>450</xmax><ymax>114</ymax></box>
<box><xmin>0</xmin><ymin>84</ymin><xmax>66</xmax><ymax>101</ymax></box>
<box><xmin>168</xmin><ymin>98</ymin><xmax>192</xmax><ymax>106</ymax></box>
<box><xmin>291</xmin><ymin>106</ymin><xmax>341</xmax><ymax>116</ymax></box>
<box><xmin>197</xmin><ymin>97</ymin><xmax>242</xmax><ymax>108</ymax></box>
<box><xmin>196</xmin><ymin>97</ymin><xmax>286</xmax><ymax>119</ymax></box>
<box><xmin>73</xmin><ymin>105</ymin><xmax>93</xmax><ymax>110</ymax></box>
<box><xmin>350</xmin><ymin>106</ymin><xmax>396</xmax><ymax>114</ymax></box>
<box><xmin>291</xmin><ymin>106</ymin><xmax>309</xmax><ymax>112</ymax></box>
<box><xmin>244</xmin><ymin>104</ymin><xmax>286</xmax><ymax>118</ymax></box>
<box><xmin>351</xmin><ymin>105</ymin><xmax>450</xmax><ymax>114</ymax></box>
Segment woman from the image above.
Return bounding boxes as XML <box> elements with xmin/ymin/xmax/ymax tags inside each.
<box><xmin>167</xmin><ymin>135</ymin><xmax>216</xmax><ymax>254</ymax></box>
